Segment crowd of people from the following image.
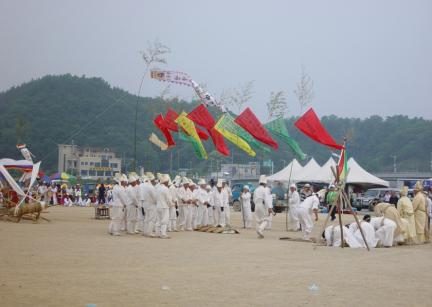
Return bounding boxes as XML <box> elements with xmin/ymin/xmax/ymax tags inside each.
<box><xmin>320</xmin><ymin>181</ymin><xmax>431</xmax><ymax>248</ymax></box>
<box><xmin>35</xmin><ymin>183</ymin><xmax>94</xmax><ymax>206</ymax></box>
<box><xmin>105</xmin><ymin>171</ymin><xmax>330</xmax><ymax>240</ymax></box>
<box><xmin>106</xmin><ymin>172</ymin><xmax>287</xmax><ymax>239</ymax></box>
<box><xmin>2</xmin><ymin>170</ymin><xmax>430</xmax><ymax>247</ymax></box>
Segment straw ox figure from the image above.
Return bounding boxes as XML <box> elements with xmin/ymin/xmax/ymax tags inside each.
<box><xmin>8</xmin><ymin>203</ymin><xmax>44</xmax><ymax>223</ymax></box>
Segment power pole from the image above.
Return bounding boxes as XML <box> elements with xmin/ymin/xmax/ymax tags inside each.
<box><xmin>390</xmin><ymin>155</ymin><xmax>397</xmax><ymax>173</ymax></box>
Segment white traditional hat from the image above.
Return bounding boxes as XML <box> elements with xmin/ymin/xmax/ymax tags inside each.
<box><xmin>243</xmin><ymin>185</ymin><xmax>250</xmax><ymax>191</ymax></box>
<box><xmin>198</xmin><ymin>178</ymin><xmax>206</xmax><ymax>185</ymax></box>
<box><xmin>128</xmin><ymin>172</ymin><xmax>139</xmax><ymax>183</ymax></box>
<box><xmin>304</xmin><ymin>183</ymin><xmax>311</xmax><ymax>188</ymax></box>
<box><xmin>259</xmin><ymin>175</ymin><xmax>267</xmax><ymax>184</ymax></box>
<box><xmin>216</xmin><ymin>182</ymin><xmax>223</xmax><ymax>188</ymax></box>
<box><xmin>205</xmin><ymin>185</ymin><xmax>212</xmax><ymax>190</ymax></box>
<box><xmin>181</xmin><ymin>177</ymin><xmax>189</xmax><ymax>185</ymax></box>
<box><xmin>289</xmin><ymin>183</ymin><xmax>297</xmax><ymax>189</ymax></box>
<box><xmin>113</xmin><ymin>173</ymin><xmax>122</xmax><ymax>183</ymax></box>
<box><xmin>120</xmin><ymin>174</ymin><xmax>128</xmax><ymax>182</ymax></box>
<box><xmin>414</xmin><ymin>181</ymin><xmax>423</xmax><ymax>191</ymax></box>
<box><xmin>189</xmin><ymin>181</ymin><xmax>196</xmax><ymax>187</ymax></box>
<box><xmin>146</xmin><ymin>173</ymin><xmax>155</xmax><ymax>181</ymax></box>
<box><xmin>161</xmin><ymin>174</ymin><xmax>171</xmax><ymax>184</ymax></box>
<box><xmin>400</xmin><ymin>186</ymin><xmax>409</xmax><ymax>197</ymax></box>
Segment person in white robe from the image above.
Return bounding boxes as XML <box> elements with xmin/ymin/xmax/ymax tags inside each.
<box><xmin>265</xmin><ymin>186</ymin><xmax>273</xmax><ymax>230</ymax></box>
<box><xmin>50</xmin><ymin>184</ymin><xmax>58</xmax><ymax>205</ymax></box>
<box><xmin>125</xmin><ymin>173</ymin><xmax>140</xmax><ymax>234</ymax></box>
<box><xmin>288</xmin><ymin>183</ymin><xmax>300</xmax><ymax>231</ymax></box>
<box><xmin>108</xmin><ymin>174</ymin><xmax>128</xmax><ymax>236</ymax></box>
<box><xmin>75</xmin><ymin>185</ymin><xmax>84</xmax><ymax>207</ymax></box>
<box><xmin>196</xmin><ymin>179</ymin><xmax>210</xmax><ymax>227</ymax></box>
<box><xmin>135</xmin><ymin>177</ymin><xmax>146</xmax><ymax>233</ymax></box>
<box><xmin>253</xmin><ymin>175</ymin><xmax>273</xmax><ymax>238</ymax></box>
<box><xmin>206</xmin><ymin>185</ymin><xmax>214</xmax><ymax>226</ymax></box>
<box><xmin>348</xmin><ymin>215</ymin><xmax>378</xmax><ymax>248</ymax></box>
<box><xmin>297</xmin><ymin>193</ymin><xmax>319</xmax><ymax>240</ymax></box>
<box><xmin>141</xmin><ymin>173</ymin><xmax>158</xmax><ymax>237</ymax></box>
<box><xmin>370</xmin><ymin>217</ymin><xmax>397</xmax><ymax>247</ymax></box>
<box><xmin>155</xmin><ymin>174</ymin><xmax>173</xmax><ymax>239</ymax></box>
<box><xmin>324</xmin><ymin>224</ymin><xmax>361</xmax><ymax>248</ymax></box>
<box><xmin>222</xmin><ymin>180</ymin><xmax>232</xmax><ymax>227</ymax></box>
<box><xmin>189</xmin><ymin>182</ymin><xmax>199</xmax><ymax>230</ymax></box>
<box><xmin>240</xmin><ymin>185</ymin><xmax>252</xmax><ymax>228</ymax></box>
<box><xmin>212</xmin><ymin>182</ymin><xmax>227</xmax><ymax>227</ymax></box>
<box><xmin>168</xmin><ymin>178</ymin><xmax>179</xmax><ymax>232</ymax></box>
<box><xmin>177</xmin><ymin>178</ymin><xmax>191</xmax><ymax>231</ymax></box>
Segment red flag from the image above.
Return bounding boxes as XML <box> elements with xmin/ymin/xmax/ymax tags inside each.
<box><xmin>187</xmin><ymin>104</ymin><xmax>215</xmax><ymax>129</ymax></box>
<box><xmin>165</xmin><ymin>108</ymin><xmax>209</xmax><ymax>140</ymax></box>
<box><xmin>164</xmin><ymin>108</ymin><xmax>179</xmax><ymax>132</ymax></box>
<box><xmin>188</xmin><ymin>104</ymin><xmax>229</xmax><ymax>156</ymax></box>
<box><xmin>234</xmin><ymin>107</ymin><xmax>278</xmax><ymax>150</ymax></box>
<box><xmin>154</xmin><ymin>114</ymin><xmax>175</xmax><ymax>146</ymax></box>
<box><xmin>294</xmin><ymin>108</ymin><xmax>344</xmax><ymax>150</ymax></box>
<box><xmin>209</xmin><ymin>127</ymin><xmax>230</xmax><ymax>156</ymax></box>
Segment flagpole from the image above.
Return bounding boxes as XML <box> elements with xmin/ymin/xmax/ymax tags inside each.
<box><xmin>285</xmin><ymin>159</ymin><xmax>294</xmax><ymax>231</ymax></box>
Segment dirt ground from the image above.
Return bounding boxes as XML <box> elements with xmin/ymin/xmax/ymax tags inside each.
<box><xmin>1</xmin><ymin>207</ymin><xmax>431</xmax><ymax>307</ymax></box>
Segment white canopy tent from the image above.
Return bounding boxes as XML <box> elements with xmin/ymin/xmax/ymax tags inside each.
<box><xmin>268</xmin><ymin>157</ymin><xmax>389</xmax><ymax>188</ymax></box>
<box><xmin>312</xmin><ymin>157</ymin><xmax>337</xmax><ymax>183</ymax></box>
<box><xmin>346</xmin><ymin>158</ymin><xmax>389</xmax><ymax>188</ymax></box>
<box><xmin>267</xmin><ymin>159</ymin><xmax>304</xmax><ymax>182</ymax></box>
<box><xmin>295</xmin><ymin>158</ymin><xmax>322</xmax><ymax>183</ymax></box>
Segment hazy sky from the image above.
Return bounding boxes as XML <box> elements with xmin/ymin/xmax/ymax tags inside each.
<box><xmin>1</xmin><ymin>0</ymin><xmax>431</xmax><ymax>120</ymax></box>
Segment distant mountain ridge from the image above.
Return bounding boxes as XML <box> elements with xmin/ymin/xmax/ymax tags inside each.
<box><xmin>1</xmin><ymin>74</ymin><xmax>431</xmax><ymax>174</ymax></box>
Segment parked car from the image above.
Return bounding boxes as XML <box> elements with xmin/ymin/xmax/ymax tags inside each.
<box><xmin>271</xmin><ymin>185</ymin><xmax>288</xmax><ymax>213</ymax></box>
<box><xmin>355</xmin><ymin>188</ymin><xmax>400</xmax><ymax>211</ymax></box>
<box><xmin>231</xmin><ymin>183</ymin><xmax>255</xmax><ymax>212</ymax></box>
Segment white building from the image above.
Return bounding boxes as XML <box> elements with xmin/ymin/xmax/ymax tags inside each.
<box><xmin>58</xmin><ymin>144</ymin><xmax>122</xmax><ymax>180</ymax></box>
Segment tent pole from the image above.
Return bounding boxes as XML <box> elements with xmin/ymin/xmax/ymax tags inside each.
<box><xmin>285</xmin><ymin>160</ymin><xmax>294</xmax><ymax>231</ymax></box>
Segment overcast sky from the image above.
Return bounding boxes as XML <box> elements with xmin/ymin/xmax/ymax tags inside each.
<box><xmin>1</xmin><ymin>0</ymin><xmax>431</xmax><ymax>120</ymax></box>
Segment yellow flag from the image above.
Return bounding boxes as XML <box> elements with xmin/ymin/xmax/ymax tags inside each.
<box><xmin>215</xmin><ymin>118</ymin><xmax>256</xmax><ymax>157</ymax></box>
<box><xmin>175</xmin><ymin>112</ymin><xmax>208</xmax><ymax>159</ymax></box>
<box><xmin>149</xmin><ymin>133</ymin><xmax>168</xmax><ymax>151</ymax></box>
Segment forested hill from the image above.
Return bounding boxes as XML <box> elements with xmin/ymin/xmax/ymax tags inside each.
<box><xmin>1</xmin><ymin>74</ymin><xmax>431</xmax><ymax>175</ymax></box>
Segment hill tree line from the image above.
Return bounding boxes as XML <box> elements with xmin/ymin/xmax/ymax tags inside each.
<box><xmin>1</xmin><ymin>74</ymin><xmax>431</xmax><ymax>176</ymax></box>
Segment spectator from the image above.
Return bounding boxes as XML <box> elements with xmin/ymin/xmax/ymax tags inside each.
<box><xmin>389</xmin><ymin>191</ymin><xmax>399</xmax><ymax>207</ymax></box>
<box><xmin>98</xmin><ymin>183</ymin><xmax>106</xmax><ymax>204</ymax></box>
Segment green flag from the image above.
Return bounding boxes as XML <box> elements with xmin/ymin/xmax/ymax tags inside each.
<box><xmin>219</xmin><ymin>114</ymin><xmax>271</xmax><ymax>153</ymax></box>
<box><xmin>265</xmin><ymin>117</ymin><xmax>307</xmax><ymax>160</ymax></box>
<box><xmin>178</xmin><ymin>130</ymin><xmax>207</xmax><ymax>159</ymax></box>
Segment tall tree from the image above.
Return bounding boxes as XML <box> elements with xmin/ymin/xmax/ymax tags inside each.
<box><xmin>294</xmin><ymin>65</ymin><xmax>315</xmax><ymax>114</ymax></box>
<box><xmin>267</xmin><ymin>91</ymin><xmax>287</xmax><ymax>120</ymax></box>
<box><xmin>133</xmin><ymin>39</ymin><xmax>171</xmax><ymax>170</ymax></box>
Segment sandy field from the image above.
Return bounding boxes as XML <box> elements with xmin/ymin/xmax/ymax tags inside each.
<box><xmin>1</xmin><ymin>206</ymin><xmax>431</xmax><ymax>307</ymax></box>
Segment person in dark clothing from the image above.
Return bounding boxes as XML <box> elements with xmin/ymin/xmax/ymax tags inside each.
<box><xmin>98</xmin><ymin>184</ymin><xmax>106</xmax><ymax>204</ymax></box>
<box><xmin>389</xmin><ymin>191</ymin><xmax>399</xmax><ymax>208</ymax></box>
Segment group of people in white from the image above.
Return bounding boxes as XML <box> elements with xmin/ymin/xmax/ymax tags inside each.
<box><xmin>322</xmin><ymin>181</ymin><xmax>430</xmax><ymax>248</ymax></box>
<box><xmin>108</xmin><ymin>171</ymin><xmax>236</xmax><ymax>239</ymax></box>
<box><xmin>36</xmin><ymin>183</ymin><xmax>91</xmax><ymax>206</ymax></box>
<box><xmin>107</xmin><ymin>172</ymin><xmax>287</xmax><ymax>239</ymax></box>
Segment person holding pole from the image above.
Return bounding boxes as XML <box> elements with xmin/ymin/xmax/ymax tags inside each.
<box><xmin>287</xmin><ymin>183</ymin><xmax>300</xmax><ymax>231</ymax></box>
<box><xmin>253</xmin><ymin>175</ymin><xmax>273</xmax><ymax>238</ymax></box>
<box><xmin>240</xmin><ymin>185</ymin><xmax>252</xmax><ymax>229</ymax></box>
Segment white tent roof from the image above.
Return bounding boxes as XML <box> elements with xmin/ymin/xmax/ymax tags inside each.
<box><xmin>312</xmin><ymin>157</ymin><xmax>337</xmax><ymax>183</ymax></box>
<box><xmin>296</xmin><ymin>158</ymin><xmax>322</xmax><ymax>182</ymax></box>
<box><xmin>346</xmin><ymin>158</ymin><xmax>389</xmax><ymax>188</ymax></box>
<box><xmin>267</xmin><ymin>156</ymin><xmax>389</xmax><ymax>188</ymax></box>
<box><xmin>267</xmin><ymin>159</ymin><xmax>303</xmax><ymax>182</ymax></box>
